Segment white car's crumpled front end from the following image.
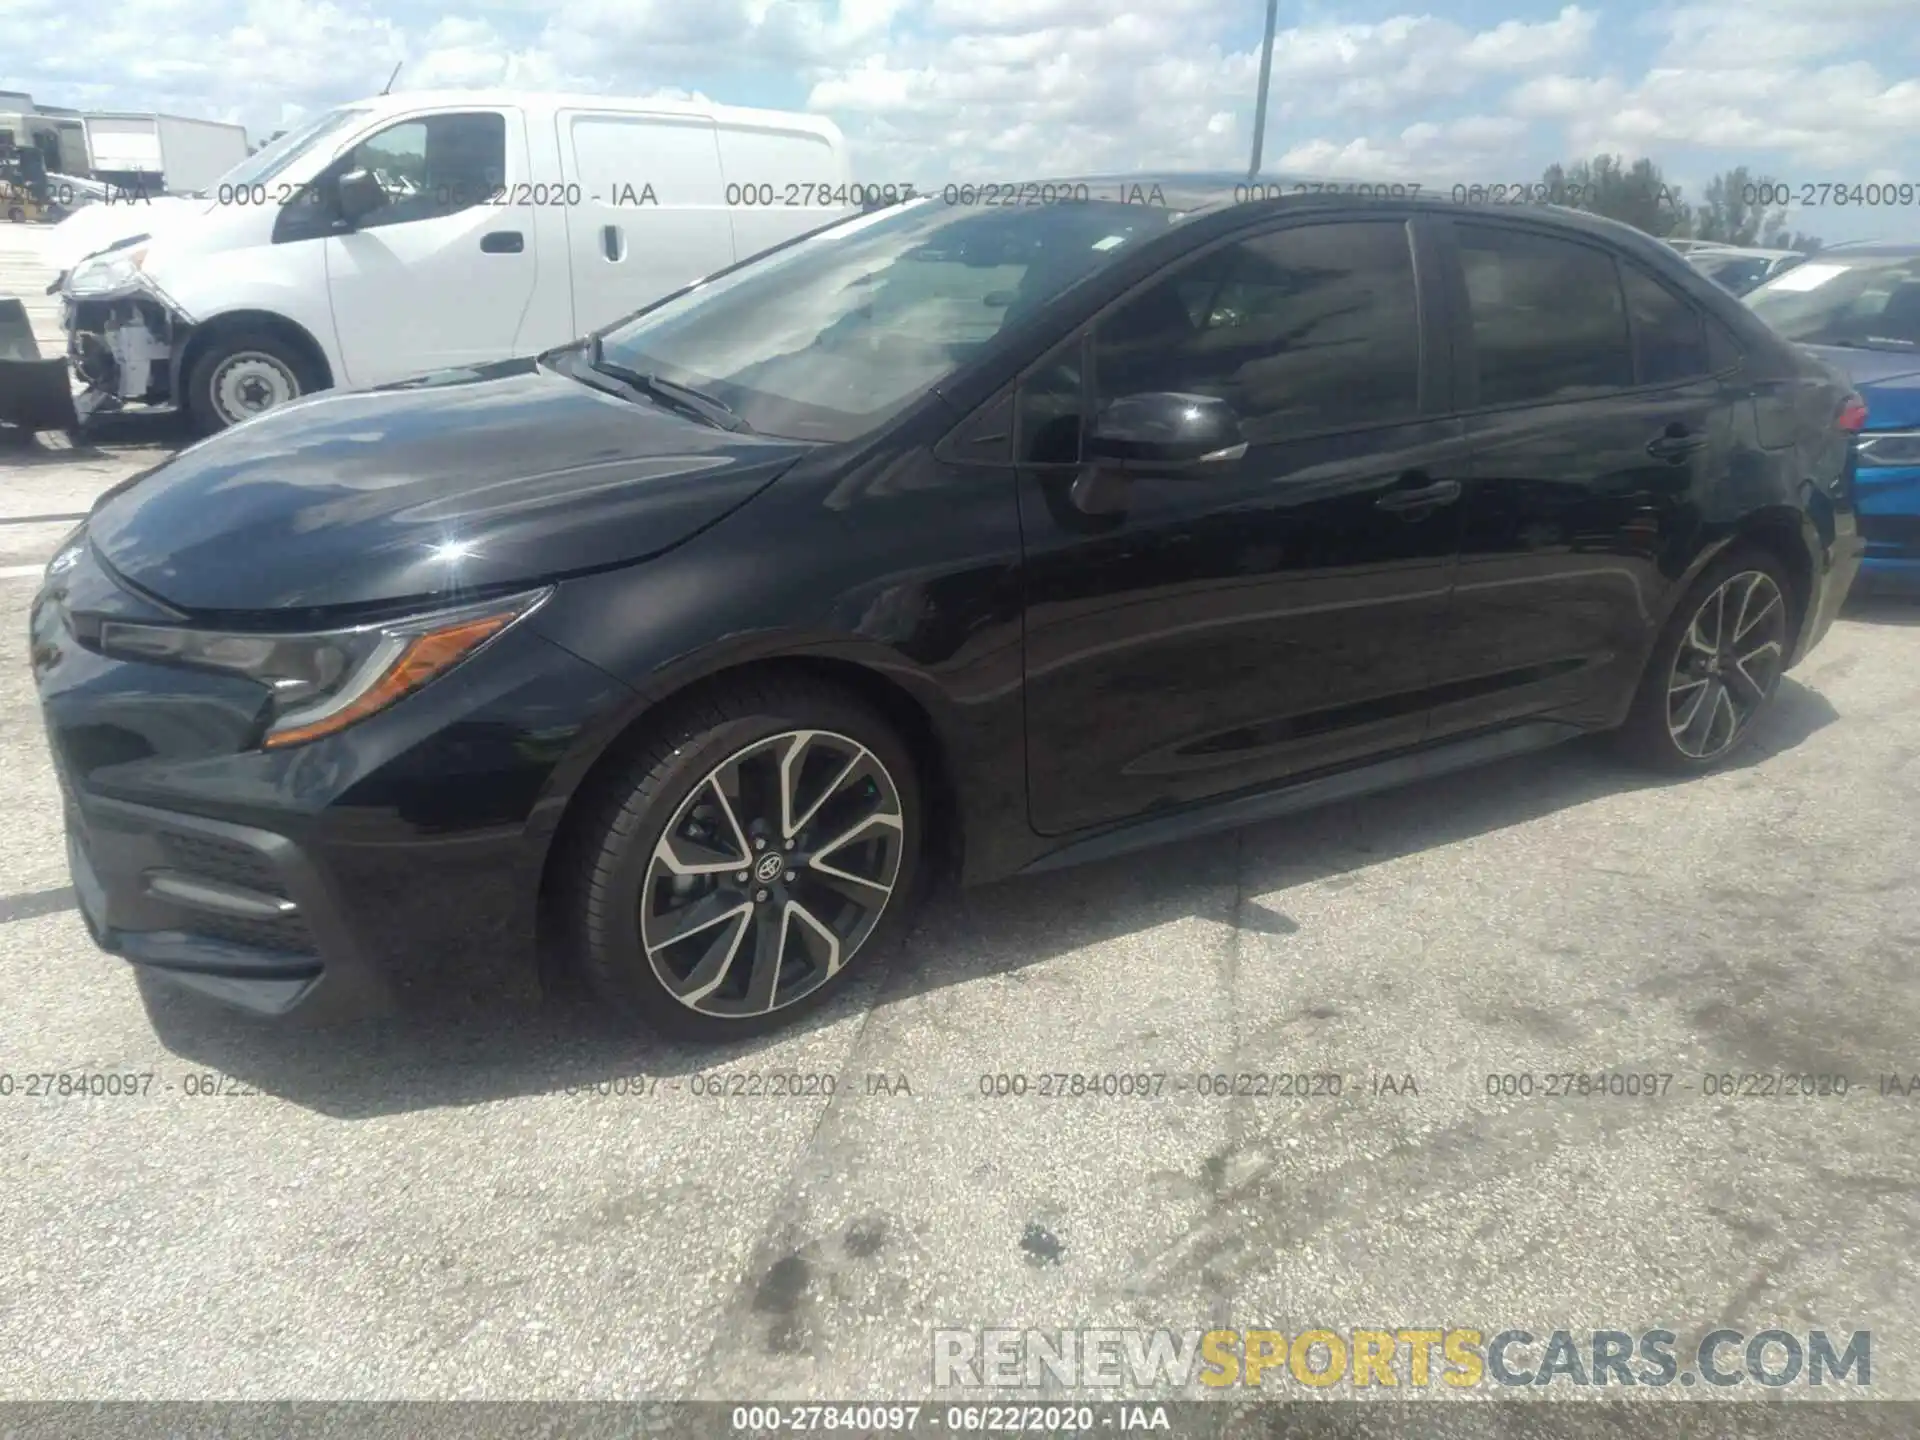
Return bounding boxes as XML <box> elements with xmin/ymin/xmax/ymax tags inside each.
<box><xmin>59</xmin><ymin>242</ymin><xmax>199</xmax><ymax>421</ymax></box>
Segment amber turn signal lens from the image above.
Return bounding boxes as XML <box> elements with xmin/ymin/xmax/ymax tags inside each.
<box><xmin>262</xmin><ymin>612</ymin><xmax>513</xmax><ymax>749</ymax></box>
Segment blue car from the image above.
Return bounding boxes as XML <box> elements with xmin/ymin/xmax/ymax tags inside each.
<box><xmin>1746</xmin><ymin>243</ymin><xmax>1920</xmax><ymax>593</ymax></box>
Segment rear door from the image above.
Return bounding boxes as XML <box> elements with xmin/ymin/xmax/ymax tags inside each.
<box><xmin>1423</xmin><ymin>218</ymin><xmax>1735</xmax><ymax>739</ymax></box>
<box><xmin>556</xmin><ymin>110</ymin><xmax>736</xmax><ymax>336</ymax></box>
<box><xmin>321</xmin><ymin>108</ymin><xmax>537</xmax><ymax>386</ymax></box>
<box><xmin>1019</xmin><ymin>213</ymin><xmax>1471</xmax><ymax>836</ymax></box>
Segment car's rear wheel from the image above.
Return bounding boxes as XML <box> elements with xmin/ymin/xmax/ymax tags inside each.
<box><xmin>563</xmin><ymin>676</ymin><xmax>923</xmax><ymax>1040</ymax></box>
<box><xmin>1616</xmin><ymin>548</ymin><xmax>1794</xmax><ymax>771</ymax></box>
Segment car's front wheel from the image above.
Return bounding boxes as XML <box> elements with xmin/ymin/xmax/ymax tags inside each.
<box><xmin>563</xmin><ymin>676</ymin><xmax>923</xmax><ymax>1040</ymax></box>
<box><xmin>1616</xmin><ymin>548</ymin><xmax>1794</xmax><ymax>771</ymax></box>
<box><xmin>185</xmin><ymin>329</ymin><xmax>317</xmax><ymax>434</ymax></box>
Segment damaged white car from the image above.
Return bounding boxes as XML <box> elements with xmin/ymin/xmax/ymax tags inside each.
<box><xmin>54</xmin><ymin>89</ymin><xmax>854</xmax><ymax>435</ymax></box>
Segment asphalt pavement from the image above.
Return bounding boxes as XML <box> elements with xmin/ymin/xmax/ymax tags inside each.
<box><xmin>2</xmin><ymin>223</ymin><xmax>1919</xmax><ymax>1411</ymax></box>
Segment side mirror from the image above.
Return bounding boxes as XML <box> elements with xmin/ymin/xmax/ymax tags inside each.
<box><xmin>335</xmin><ymin>169</ymin><xmax>387</xmax><ymax>224</ymax></box>
<box><xmin>1086</xmin><ymin>392</ymin><xmax>1246</xmax><ymax>475</ymax></box>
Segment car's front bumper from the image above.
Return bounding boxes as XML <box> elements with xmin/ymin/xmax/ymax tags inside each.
<box><xmin>62</xmin><ymin>783</ymin><xmax>386</xmax><ymax>1018</ymax></box>
<box><xmin>35</xmin><ymin>553</ymin><xmax>636</xmax><ymax>1023</ymax></box>
<box><xmin>50</xmin><ymin>729</ymin><xmax>585</xmax><ymax>1024</ymax></box>
<box><xmin>61</xmin><ymin>289</ymin><xmax>187</xmax><ymax>419</ymax></box>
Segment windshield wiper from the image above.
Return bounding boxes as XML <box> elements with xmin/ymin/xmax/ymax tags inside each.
<box><xmin>586</xmin><ymin>336</ymin><xmax>753</xmax><ymax>432</ymax></box>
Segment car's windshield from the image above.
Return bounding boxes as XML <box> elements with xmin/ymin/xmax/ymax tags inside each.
<box><xmin>1745</xmin><ymin>252</ymin><xmax>1920</xmax><ymax>350</ymax></box>
<box><xmin>210</xmin><ymin>106</ymin><xmax>372</xmax><ymax>191</ymax></box>
<box><xmin>594</xmin><ymin>196</ymin><xmax>1182</xmax><ymax>442</ymax></box>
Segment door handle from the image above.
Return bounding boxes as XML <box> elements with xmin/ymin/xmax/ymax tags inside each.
<box><xmin>480</xmin><ymin>231</ymin><xmax>524</xmax><ymax>254</ymax></box>
<box><xmin>601</xmin><ymin>224</ymin><xmax>623</xmax><ymax>261</ymax></box>
<box><xmin>1646</xmin><ymin>429</ymin><xmax>1707</xmax><ymax>460</ymax></box>
<box><xmin>1374</xmin><ymin>477</ymin><xmax>1462</xmax><ymax>513</ymax></box>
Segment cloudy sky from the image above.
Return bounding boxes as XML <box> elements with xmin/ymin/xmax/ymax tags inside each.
<box><xmin>7</xmin><ymin>0</ymin><xmax>1919</xmax><ymax>243</ymax></box>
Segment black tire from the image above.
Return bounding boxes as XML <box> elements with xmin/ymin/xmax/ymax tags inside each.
<box><xmin>184</xmin><ymin>328</ymin><xmax>319</xmax><ymax>435</ymax></box>
<box><xmin>6</xmin><ymin>206</ymin><xmax>24</xmax><ymax>224</ymax></box>
<box><xmin>1614</xmin><ymin>546</ymin><xmax>1796</xmax><ymax>772</ymax></box>
<box><xmin>561</xmin><ymin>675</ymin><xmax>924</xmax><ymax>1041</ymax></box>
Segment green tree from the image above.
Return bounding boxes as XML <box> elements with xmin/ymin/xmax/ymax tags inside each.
<box><xmin>1540</xmin><ymin>154</ymin><xmax>1691</xmax><ymax>237</ymax></box>
<box><xmin>1691</xmin><ymin>167</ymin><xmax>1818</xmax><ymax>250</ymax></box>
<box><xmin>1758</xmin><ymin>207</ymin><xmax>1823</xmax><ymax>253</ymax></box>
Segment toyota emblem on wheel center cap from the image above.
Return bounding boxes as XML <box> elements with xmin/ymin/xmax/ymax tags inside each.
<box><xmin>755</xmin><ymin>853</ymin><xmax>785</xmax><ymax>884</ymax></box>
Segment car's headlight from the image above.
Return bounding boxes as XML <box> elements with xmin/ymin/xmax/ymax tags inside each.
<box><xmin>65</xmin><ymin>246</ymin><xmax>149</xmax><ymax>298</ymax></box>
<box><xmin>96</xmin><ymin>589</ymin><xmax>550</xmax><ymax>749</ymax></box>
<box><xmin>1856</xmin><ymin>430</ymin><xmax>1920</xmax><ymax>468</ymax></box>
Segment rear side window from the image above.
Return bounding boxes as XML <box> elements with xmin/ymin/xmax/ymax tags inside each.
<box><xmin>1622</xmin><ymin>265</ymin><xmax>1710</xmax><ymax>384</ymax></box>
<box><xmin>1090</xmin><ymin>220</ymin><xmax>1422</xmax><ymax>443</ymax></box>
<box><xmin>1457</xmin><ymin>224</ymin><xmax>1631</xmax><ymax>406</ymax></box>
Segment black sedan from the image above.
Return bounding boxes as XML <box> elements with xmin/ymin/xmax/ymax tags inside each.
<box><xmin>31</xmin><ymin>175</ymin><xmax>1866</xmax><ymax>1039</ymax></box>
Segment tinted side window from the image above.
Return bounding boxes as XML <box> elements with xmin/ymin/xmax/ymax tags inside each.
<box><xmin>345</xmin><ymin>113</ymin><xmax>506</xmax><ymax>229</ymax></box>
<box><xmin>1016</xmin><ymin>340</ymin><xmax>1084</xmax><ymax>464</ymax></box>
<box><xmin>1458</xmin><ymin>224</ymin><xmax>1631</xmax><ymax>405</ymax></box>
<box><xmin>1622</xmin><ymin>265</ymin><xmax>1709</xmax><ymax>384</ymax></box>
<box><xmin>1090</xmin><ymin>220</ymin><xmax>1421</xmax><ymax>442</ymax></box>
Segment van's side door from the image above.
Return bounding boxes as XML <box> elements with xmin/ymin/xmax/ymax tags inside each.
<box><xmin>317</xmin><ymin>107</ymin><xmax>540</xmax><ymax>387</ymax></box>
<box><xmin>556</xmin><ymin>110</ymin><xmax>737</xmax><ymax>336</ymax></box>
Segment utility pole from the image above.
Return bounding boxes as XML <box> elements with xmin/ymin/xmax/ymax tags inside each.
<box><xmin>1248</xmin><ymin>0</ymin><xmax>1280</xmax><ymax>177</ymax></box>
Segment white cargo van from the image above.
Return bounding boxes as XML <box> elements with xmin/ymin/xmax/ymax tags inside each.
<box><xmin>54</xmin><ymin>90</ymin><xmax>856</xmax><ymax>433</ymax></box>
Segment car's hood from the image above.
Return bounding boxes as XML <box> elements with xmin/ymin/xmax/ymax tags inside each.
<box><xmin>46</xmin><ymin>196</ymin><xmax>206</xmax><ymax>273</ymax></box>
<box><xmin>1802</xmin><ymin>344</ymin><xmax>1920</xmax><ymax>430</ymax></box>
<box><xmin>85</xmin><ymin>357</ymin><xmax>814</xmax><ymax>614</ymax></box>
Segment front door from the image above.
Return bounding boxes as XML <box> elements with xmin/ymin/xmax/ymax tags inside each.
<box><xmin>1018</xmin><ymin>215</ymin><xmax>1472</xmax><ymax>836</ymax></box>
<box><xmin>322</xmin><ymin>108</ymin><xmax>540</xmax><ymax>387</ymax></box>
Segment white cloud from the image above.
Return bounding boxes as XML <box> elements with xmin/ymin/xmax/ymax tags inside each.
<box><xmin>0</xmin><ymin>0</ymin><xmax>1911</xmax><ymax>230</ymax></box>
<box><xmin>1264</xmin><ymin>6</ymin><xmax>1596</xmax><ymax>117</ymax></box>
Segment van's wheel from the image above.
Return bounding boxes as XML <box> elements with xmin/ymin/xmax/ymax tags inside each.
<box><xmin>562</xmin><ymin>676</ymin><xmax>923</xmax><ymax>1041</ymax></box>
<box><xmin>185</xmin><ymin>329</ymin><xmax>318</xmax><ymax>434</ymax></box>
<box><xmin>6</xmin><ymin>206</ymin><xmax>24</xmax><ymax>224</ymax></box>
<box><xmin>1615</xmin><ymin>547</ymin><xmax>1795</xmax><ymax>772</ymax></box>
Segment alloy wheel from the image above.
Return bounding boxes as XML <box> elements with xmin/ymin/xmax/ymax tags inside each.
<box><xmin>1665</xmin><ymin>569</ymin><xmax>1787</xmax><ymax>761</ymax></box>
<box><xmin>640</xmin><ymin>728</ymin><xmax>905</xmax><ymax>1019</ymax></box>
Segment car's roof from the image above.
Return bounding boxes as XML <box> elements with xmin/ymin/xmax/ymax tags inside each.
<box><xmin>342</xmin><ymin>89</ymin><xmax>845</xmax><ymax>142</ymax></box>
<box><xmin>1687</xmin><ymin>246</ymin><xmax>1800</xmax><ymax>260</ymax></box>
<box><xmin>1032</xmin><ymin>170</ymin><xmax>1668</xmax><ymax>241</ymax></box>
<box><xmin>1815</xmin><ymin>240</ymin><xmax>1920</xmax><ymax>257</ymax></box>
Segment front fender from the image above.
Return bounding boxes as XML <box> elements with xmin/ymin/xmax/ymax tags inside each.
<box><xmin>149</xmin><ymin>239</ymin><xmax>341</xmax><ymax>380</ymax></box>
<box><xmin>524</xmin><ymin>452</ymin><xmax>1031</xmax><ymax>881</ymax></box>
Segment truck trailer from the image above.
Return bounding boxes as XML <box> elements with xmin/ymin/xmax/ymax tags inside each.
<box><xmin>81</xmin><ymin>113</ymin><xmax>250</xmax><ymax>195</ymax></box>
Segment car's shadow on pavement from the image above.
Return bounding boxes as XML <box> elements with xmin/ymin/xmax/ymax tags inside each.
<box><xmin>0</xmin><ymin>411</ymin><xmax>190</xmax><ymax>466</ymax></box>
<box><xmin>136</xmin><ymin>678</ymin><xmax>1842</xmax><ymax>1119</ymax></box>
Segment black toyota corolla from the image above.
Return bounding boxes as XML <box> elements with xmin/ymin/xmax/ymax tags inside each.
<box><xmin>32</xmin><ymin>176</ymin><xmax>1865</xmax><ymax>1040</ymax></box>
